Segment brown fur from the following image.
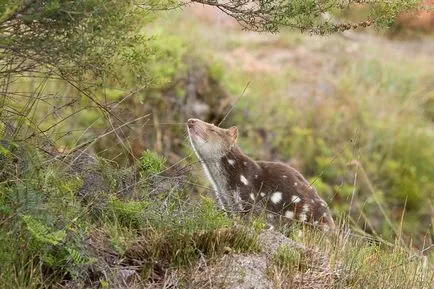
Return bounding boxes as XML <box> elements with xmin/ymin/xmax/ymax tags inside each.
<box><xmin>187</xmin><ymin>118</ymin><xmax>335</xmax><ymax>229</ymax></box>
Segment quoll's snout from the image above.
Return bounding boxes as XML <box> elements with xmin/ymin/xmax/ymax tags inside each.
<box><xmin>187</xmin><ymin>118</ymin><xmax>197</xmax><ymax>128</ymax></box>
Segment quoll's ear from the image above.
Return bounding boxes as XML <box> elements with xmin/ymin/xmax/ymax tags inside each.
<box><xmin>227</xmin><ymin>126</ymin><xmax>238</xmax><ymax>144</ymax></box>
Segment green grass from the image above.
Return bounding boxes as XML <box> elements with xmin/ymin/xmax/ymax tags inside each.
<box><xmin>267</xmin><ymin>223</ymin><xmax>433</xmax><ymax>288</ymax></box>
<box><xmin>0</xmin><ymin>147</ymin><xmax>259</xmax><ymax>287</ymax></box>
<box><xmin>0</xmin><ymin>142</ymin><xmax>433</xmax><ymax>288</ymax></box>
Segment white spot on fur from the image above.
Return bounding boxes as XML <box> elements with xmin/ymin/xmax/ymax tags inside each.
<box><xmin>243</xmin><ymin>161</ymin><xmax>247</xmax><ymax>166</ymax></box>
<box><xmin>321</xmin><ymin>201</ymin><xmax>327</xmax><ymax>207</ymax></box>
<box><xmin>282</xmin><ymin>175</ymin><xmax>287</xmax><ymax>178</ymax></box>
<box><xmin>271</xmin><ymin>192</ymin><xmax>283</xmax><ymax>204</ymax></box>
<box><xmin>323</xmin><ymin>212</ymin><xmax>328</xmax><ymax>217</ymax></box>
<box><xmin>240</xmin><ymin>175</ymin><xmax>248</xmax><ymax>185</ymax></box>
<box><xmin>228</xmin><ymin>159</ymin><xmax>235</xmax><ymax>166</ymax></box>
<box><xmin>285</xmin><ymin>210</ymin><xmax>294</xmax><ymax>219</ymax></box>
<box><xmin>302</xmin><ymin>204</ymin><xmax>309</xmax><ymax>213</ymax></box>
<box><xmin>291</xmin><ymin>195</ymin><xmax>301</xmax><ymax>204</ymax></box>
<box><xmin>255</xmin><ymin>175</ymin><xmax>258</xmax><ymax>179</ymax></box>
<box><xmin>250</xmin><ymin>193</ymin><xmax>255</xmax><ymax>201</ymax></box>
<box><xmin>260</xmin><ymin>192</ymin><xmax>265</xmax><ymax>197</ymax></box>
<box><xmin>313</xmin><ymin>221</ymin><xmax>318</xmax><ymax>225</ymax></box>
<box><xmin>294</xmin><ymin>182</ymin><xmax>298</xmax><ymax>186</ymax></box>
<box><xmin>311</xmin><ymin>199</ymin><xmax>315</xmax><ymax>204</ymax></box>
<box><xmin>299</xmin><ymin>213</ymin><xmax>307</xmax><ymax>222</ymax></box>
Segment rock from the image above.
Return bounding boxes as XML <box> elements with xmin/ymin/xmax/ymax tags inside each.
<box><xmin>191</xmin><ymin>254</ymin><xmax>273</xmax><ymax>289</ymax></box>
<box><xmin>256</xmin><ymin>230</ymin><xmax>339</xmax><ymax>289</ymax></box>
<box><xmin>257</xmin><ymin>230</ymin><xmax>306</xmax><ymax>257</ymax></box>
<box><xmin>110</xmin><ymin>267</ymin><xmax>141</xmax><ymax>289</ymax></box>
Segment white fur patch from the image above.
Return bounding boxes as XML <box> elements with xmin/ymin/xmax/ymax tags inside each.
<box><xmin>255</xmin><ymin>175</ymin><xmax>258</xmax><ymax>179</ymax></box>
<box><xmin>282</xmin><ymin>175</ymin><xmax>287</xmax><ymax>178</ymax></box>
<box><xmin>311</xmin><ymin>199</ymin><xmax>315</xmax><ymax>204</ymax></box>
<box><xmin>302</xmin><ymin>204</ymin><xmax>309</xmax><ymax>213</ymax></box>
<box><xmin>291</xmin><ymin>195</ymin><xmax>301</xmax><ymax>204</ymax></box>
<box><xmin>321</xmin><ymin>201</ymin><xmax>327</xmax><ymax>207</ymax></box>
<box><xmin>271</xmin><ymin>192</ymin><xmax>283</xmax><ymax>204</ymax></box>
<box><xmin>285</xmin><ymin>210</ymin><xmax>294</xmax><ymax>219</ymax></box>
<box><xmin>323</xmin><ymin>212</ymin><xmax>328</xmax><ymax>217</ymax></box>
<box><xmin>228</xmin><ymin>159</ymin><xmax>235</xmax><ymax>166</ymax></box>
<box><xmin>250</xmin><ymin>193</ymin><xmax>255</xmax><ymax>201</ymax></box>
<box><xmin>243</xmin><ymin>161</ymin><xmax>247</xmax><ymax>166</ymax></box>
<box><xmin>240</xmin><ymin>175</ymin><xmax>248</xmax><ymax>185</ymax></box>
<box><xmin>294</xmin><ymin>182</ymin><xmax>298</xmax><ymax>186</ymax></box>
<box><xmin>188</xmin><ymin>133</ymin><xmax>225</xmax><ymax>209</ymax></box>
<box><xmin>299</xmin><ymin>213</ymin><xmax>307</xmax><ymax>222</ymax></box>
<box><xmin>260</xmin><ymin>192</ymin><xmax>265</xmax><ymax>197</ymax></box>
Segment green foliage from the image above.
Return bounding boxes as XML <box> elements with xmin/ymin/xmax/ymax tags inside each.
<box><xmin>107</xmin><ymin>197</ymin><xmax>149</xmax><ymax>229</ymax></box>
<box><xmin>0</xmin><ymin>143</ymin><xmax>260</xmax><ymax>286</ymax></box>
<box><xmin>0</xmin><ymin>136</ymin><xmax>432</xmax><ymax>287</ymax></box>
<box><xmin>0</xmin><ymin>146</ymin><xmax>94</xmax><ymax>286</ymax></box>
<box><xmin>188</xmin><ymin>0</ymin><xmax>421</xmax><ymax>34</ymax></box>
<box><xmin>370</xmin><ymin>0</ymin><xmax>420</xmax><ymax>28</ymax></box>
<box><xmin>124</xmin><ymin>193</ymin><xmax>259</xmax><ymax>272</ymax></box>
<box><xmin>139</xmin><ymin>149</ymin><xmax>166</xmax><ymax>177</ymax></box>
<box><xmin>0</xmin><ymin>0</ymin><xmax>185</xmax><ymax>89</ymax></box>
<box><xmin>22</xmin><ymin>215</ymin><xmax>66</xmax><ymax>246</ymax></box>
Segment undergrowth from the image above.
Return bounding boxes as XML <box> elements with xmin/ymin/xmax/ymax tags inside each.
<box><xmin>0</xmin><ymin>146</ymin><xmax>259</xmax><ymax>288</ymax></box>
<box><xmin>0</xmin><ymin>141</ymin><xmax>432</xmax><ymax>288</ymax></box>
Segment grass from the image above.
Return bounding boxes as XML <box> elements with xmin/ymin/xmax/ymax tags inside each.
<box><xmin>0</xmin><ymin>147</ymin><xmax>260</xmax><ymax>288</ymax></box>
<box><xmin>268</xmin><ymin>224</ymin><xmax>433</xmax><ymax>288</ymax></box>
<box><xmin>0</xmin><ymin>141</ymin><xmax>433</xmax><ymax>288</ymax></box>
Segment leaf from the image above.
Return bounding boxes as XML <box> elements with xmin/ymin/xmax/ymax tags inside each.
<box><xmin>22</xmin><ymin>215</ymin><xmax>66</xmax><ymax>246</ymax></box>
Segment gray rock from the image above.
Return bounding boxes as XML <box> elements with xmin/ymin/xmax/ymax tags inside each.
<box><xmin>191</xmin><ymin>254</ymin><xmax>273</xmax><ymax>289</ymax></box>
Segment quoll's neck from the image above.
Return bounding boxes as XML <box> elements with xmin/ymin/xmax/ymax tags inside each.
<box><xmin>197</xmin><ymin>145</ymin><xmax>261</xmax><ymax>212</ymax></box>
<box><xmin>219</xmin><ymin>146</ymin><xmax>262</xmax><ymax>189</ymax></box>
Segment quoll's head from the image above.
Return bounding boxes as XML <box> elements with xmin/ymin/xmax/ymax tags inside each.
<box><xmin>187</xmin><ymin>118</ymin><xmax>238</xmax><ymax>160</ymax></box>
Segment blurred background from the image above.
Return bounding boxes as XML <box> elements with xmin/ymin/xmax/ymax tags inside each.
<box><xmin>1</xmin><ymin>1</ymin><xmax>433</xmax><ymax>254</ymax></box>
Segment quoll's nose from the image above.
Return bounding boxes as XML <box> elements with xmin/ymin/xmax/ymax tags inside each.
<box><xmin>187</xmin><ymin>118</ymin><xmax>197</xmax><ymax>128</ymax></box>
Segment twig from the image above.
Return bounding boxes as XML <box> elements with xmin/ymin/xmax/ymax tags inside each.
<box><xmin>58</xmin><ymin>114</ymin><xmax>150</xmax><ymax>158</ymax></box>
<box><xmin>218</xmin><ymin>81</ymin><xmax>250</xmax><ymax>127</ymax></box>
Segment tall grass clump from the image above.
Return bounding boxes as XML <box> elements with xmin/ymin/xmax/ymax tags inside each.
<box><xmin>267</xmin><ymin>223</ymin><xmax>433</xmax><ymax>288</ymax></box>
